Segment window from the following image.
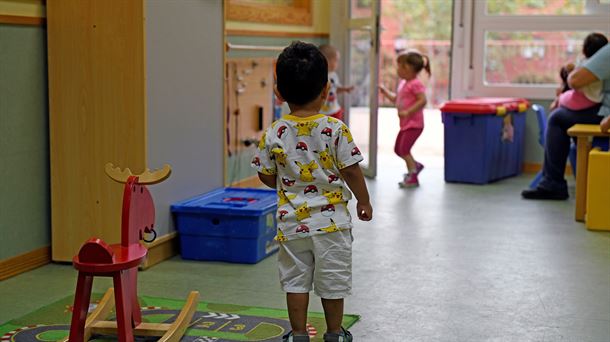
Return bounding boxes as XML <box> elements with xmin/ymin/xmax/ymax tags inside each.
<box><xmin>484</xmin><ymin>31</ymin><xmax>591</xmax><ymax>86</ymax></box>
<box><xmin>486</xmin><ymin>0</ymin><xmax>587</xmax><ymax>15</ymax></box>
<box><xmin>451</xmin><ymin>0</ymin><xmax>610</xmax><ymax>99</ymax></box>
<box><xmin>350</xmin><ymin>0</ymin><xmax>373</xmax><ymax>19</ymax></box>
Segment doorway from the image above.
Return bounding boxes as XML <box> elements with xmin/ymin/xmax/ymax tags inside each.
<box><xmin>377</xmin><ymin>0</ymin><xmax>453</xmax><ymax>176</ymax></box>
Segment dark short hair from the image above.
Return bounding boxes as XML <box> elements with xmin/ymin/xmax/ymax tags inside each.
<box><xmin>276</xmin><ymin>41</ymin><xmax>328</xmax><ymax>106</ymax></box>
<box><xmin>583</xmin><ymin>32</ymin><xmax>608</xmax><ymax>58</ymax></box>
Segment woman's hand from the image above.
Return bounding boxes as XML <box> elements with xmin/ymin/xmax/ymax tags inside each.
<box><xmin>601</xmin><ymin>116</ymin><xmax>610</xmax><ymax>132</ymax></box>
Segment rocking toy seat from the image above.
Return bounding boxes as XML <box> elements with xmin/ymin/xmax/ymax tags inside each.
<box><xmin>72</xmin><ymin>239</ymin><xmax>148</xmax><ymax>274</ymax></box>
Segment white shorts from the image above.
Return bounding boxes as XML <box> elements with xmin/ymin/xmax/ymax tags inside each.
<box><xmin>278</xmin><ymin>230</ymin><xmax>353</xmax><ymax>299</ymax></box>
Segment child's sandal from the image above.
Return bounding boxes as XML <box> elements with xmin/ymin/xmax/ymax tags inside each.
<box><xmin>323</xmin><ymin>327</ymin><xmax>353</xmax><ymax>342</ymax></box>
<box><xmin>282</xmin><ymin>331</ymin><xmax>311</xmax><ymax>342</ymax></box>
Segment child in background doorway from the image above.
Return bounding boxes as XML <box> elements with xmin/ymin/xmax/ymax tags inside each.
<box><xmin>319</xmin><ymin>44</ymin><xmax>354</xmax><ymax>121</ymax></box>
<box><xmin>551</xmin><ymin>32</ymin><xmax>608</xmax><ymax>111</ymax></box>
<box><xmin>379</xmin><ymin>50</ymin><xmax>430</xmax><ymax>188</ymax></box>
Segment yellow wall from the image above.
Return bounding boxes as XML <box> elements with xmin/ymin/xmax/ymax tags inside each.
<box><xmin>0</xmin><ymin>0</ymin><xmax>45</xmax><ymax>17</ymax></box>
<box><xmin>226</xmin><ymin>0</ymin><xmax>330</xmax><ymax>34</ymax></box>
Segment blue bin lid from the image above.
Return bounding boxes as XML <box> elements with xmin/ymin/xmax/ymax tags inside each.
<box><xmin>171</xmin><ymin>187</ymin><xmax>277</xmax><ymax>216</ymax></box>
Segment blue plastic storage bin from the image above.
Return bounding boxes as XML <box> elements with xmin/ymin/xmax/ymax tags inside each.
<box><xmin>441</xmin><ymin>98</ymin><xmax>529</xmax><ymax>184</ymax></box>
<box><xmin>171</xmin><ymin>187</ymin><xmax>278</xmax><ymax>263</ymax></box>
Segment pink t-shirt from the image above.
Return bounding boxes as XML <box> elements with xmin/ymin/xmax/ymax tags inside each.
<box><xmin>559</xmin><ymin>89</ymin><xmax>599</xmax><ymax>111</ymax></box>
<box><xmin>396</xmin><ymin>78</ymin><xmax>426</xmax><ymax>130</ymax></box>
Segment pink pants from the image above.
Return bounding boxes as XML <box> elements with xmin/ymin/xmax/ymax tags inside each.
<box><xmin>394</xmin><ymin>128</ymin><xmax>423</xmax><ymax>157</ymax></box>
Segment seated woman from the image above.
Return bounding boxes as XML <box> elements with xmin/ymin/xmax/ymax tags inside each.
<box><xmin>522</xmin><ymin>40</ymin><xmax>610</xmax><ymax>200</ymax></box>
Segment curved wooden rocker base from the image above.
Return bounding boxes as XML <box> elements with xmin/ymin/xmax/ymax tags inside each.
<box><xmin>60</xmin><ymin>289</ymin><xmax>200</xmax><ymax>342</ymax></box>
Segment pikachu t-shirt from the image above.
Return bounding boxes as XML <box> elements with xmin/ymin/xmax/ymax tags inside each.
<box><xmin>251</xmin><ymin>114</ymin><xmax>364</xmax><ymax>241</ymax></box>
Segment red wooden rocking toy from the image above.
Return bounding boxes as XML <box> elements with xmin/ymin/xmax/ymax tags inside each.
<box><xmin>63</xmin><ymin>163</ymin><xmax>199</xmax><ymax>342</ymax></box>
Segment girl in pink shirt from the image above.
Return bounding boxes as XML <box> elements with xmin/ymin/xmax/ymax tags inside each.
<box><xmin>552</xmin><ymin>33</ymin><xmax>607</xmax><ymax>111</ymax></box>
<box><xmin>379</xmin><ymin>51</ymin><xmax>430</xmax><ymax>187</ymax></box>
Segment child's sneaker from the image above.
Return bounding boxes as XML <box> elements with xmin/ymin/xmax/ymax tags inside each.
<box><xmin>399</xmin><ymin>173</ymin><xmax>419</xmax><ymax>188</ymax></box>
<box><xmin>323</xmin><ymin>327</ymin><xmax>353</xmax><ymax>342</ymax></box>
<box><xmin>283</xmin><ymin>331</ymin><xmax>310</xmax><ymax>342</ymax></box>
<box><xmin>402</xmin><ymin>162</ymin><xmax>425</xmax><ymax>179</ymax></box>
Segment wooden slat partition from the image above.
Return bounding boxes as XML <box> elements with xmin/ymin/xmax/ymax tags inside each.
<box><xmin>47</xmin><ymin>0</ymin><xmax>146</xmax><ymax>261</ymax></box>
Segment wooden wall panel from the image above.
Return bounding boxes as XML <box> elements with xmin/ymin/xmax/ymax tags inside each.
<box><xmin>226</xmin><ymin>57</ymin><xmax>274</xmax><ymax>155</ymax></box>
<box><xmin>47</xmin><ymin>0</ymin><xmax>146</xmax><ymax>261</ymax></box>
<box><xmin>225</xmin><ymin>58</ymin><xmax>274</xmax><ymax>185</ymax></box>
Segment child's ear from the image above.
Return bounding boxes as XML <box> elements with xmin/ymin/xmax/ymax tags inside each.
<box><xmin>273</xmin><ymin>85</ymin><xmax>285</xmax><ymax>103</ymax></box>
<box><xmin>321</xmin><ymin>82</ymin><xmax>331</xmax><ymax>101</ymax></box>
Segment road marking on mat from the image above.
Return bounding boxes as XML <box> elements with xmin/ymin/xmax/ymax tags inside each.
<box><xmin>201</xmin><ymin>312</ymin><xmax>240</xmax><ymax>320</ymax></box>
<box><xmin>1</xmin><ymin>325</ymin><xmax>44</xmax><ymax>341</ymax></box>
<box><xmin>307</xmin><ymin>323</ymin><xmax>317</xmax><ymax>337</ymax></box>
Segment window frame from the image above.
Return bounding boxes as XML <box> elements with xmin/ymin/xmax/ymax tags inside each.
<box><xmin>451</xmin><ymin>0</ymin><xmax>610</xmax><ymax>100</ymax></box>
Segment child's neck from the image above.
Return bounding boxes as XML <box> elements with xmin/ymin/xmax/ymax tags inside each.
<box><xmin>288</xmin><ymin>105</ymin><xmax>321</xmax><ymax>118</ymax></box>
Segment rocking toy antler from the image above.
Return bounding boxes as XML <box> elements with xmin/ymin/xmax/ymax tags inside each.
<box><xmin>105</xmin><ymin>163</ymin><xmax>172</xmax><ymax>185</ymax></box>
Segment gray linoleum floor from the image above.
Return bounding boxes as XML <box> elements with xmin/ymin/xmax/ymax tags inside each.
<box><xmin>1</xmin><ymin>154</ymin><xmax>609</xmax><ymax>342</ymax></box>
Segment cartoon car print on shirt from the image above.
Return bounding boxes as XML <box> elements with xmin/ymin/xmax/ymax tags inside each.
<box><xmin>295</xmin><ymin>202</ymin><xmax>311</xmax><ymax>221</ymax></box>
<box><xmin>295</xmin><ymin>141</ymin><xmax>308</xmax><ymax>152</ymax></box>
<box><xmin>351</xmin><ymin>147</ymin><xmax>361</xmax><ymax>156</ymax></box>
<box><xmin>320</xmin><ymin>204</ymin><xmax>335</xmax><ymax>217</ymax></box>
<box><xmin>320</xmin><ymin>127</ymin><xmax>332</xmax><ymax>140</ymax></box>
<box><xmin>295</xmin><ymin>160</ymin><xmax>318</xmax><ymax>182</ymax></box>
<box><xmin>282</xmin><ymin>177</ymin><xmax>296</xmax><ymax>187</ymax></box>
<box><xmin>328</xmin><ymin>174</ymin><xmax>340</xmax><ymax>183</ymax></box>
<box><xmin>277</xmin><ymin>125</ymin><xmax>288</xmax><ymax>139</ymax></box>
<box><xmin>295</xmin><ymin>121</ymin><xmax>319</xmax><ymax>137</ymax></box>
<box><xmin>303</xmin><ymin>185</ymin><xmax>318</xmax><ymax>198</ymax></box>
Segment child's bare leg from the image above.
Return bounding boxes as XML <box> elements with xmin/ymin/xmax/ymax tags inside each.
<box><xmin>403</xmin><ymin>154</ymin><xmax>417</xmax><ymax>173</ymax></box>
<box><xmin>287</xmin><ymin>293</ymin><xmax>309</xmax><ymax>334</ymax></box>
<box><xmin>321</xmin><ymin>298</ymin><xmax>344</xmax><ymax>334</ymax></box>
